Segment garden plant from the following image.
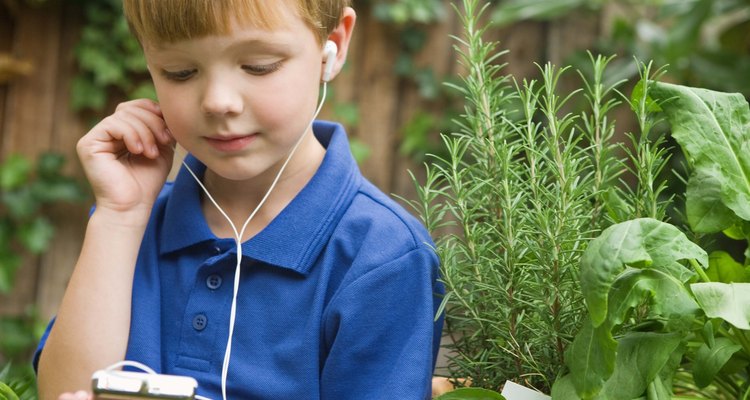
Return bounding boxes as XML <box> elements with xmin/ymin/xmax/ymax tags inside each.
<box><xmin>420</xmin><ymin>0</ymin><xmax>750</xmax><ymax>398</ymax></box>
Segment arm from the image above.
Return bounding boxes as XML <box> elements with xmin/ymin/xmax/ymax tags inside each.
<box><xmin>37</xmin><ymin>99</ymin><xmax>175</xmax><ymax>399</ymax></box>
<box><xmin>320</xmin><ymin>247</ymin><xmax>443</xmax><ymax>400</ymax></box>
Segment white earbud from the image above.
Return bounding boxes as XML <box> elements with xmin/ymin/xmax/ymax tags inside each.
<box><xmin>322</xmin><ymin>40</ymin><xmax>338</xmax><ymax>82</ymax></box>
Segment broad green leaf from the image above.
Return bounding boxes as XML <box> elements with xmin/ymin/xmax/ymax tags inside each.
<box><xmin>550</xmin><ymin>375</ymin><xmax>579</xmax><ymax>400</ymax></box>
<box><xmin>706</xmin><ymin>251</ymin><xmax>748</xmax><ymax>283</ymax></box>
<box><xmin>598</xmin><ymin>332</ymin><xmax>683</xmax><ymax>400</ymax></box>
<box><xmin>685</xmin><ymin>165</ymin><xmax>735</xmax><ymax>232</ymax></box>
<box><xmin>435</xmin><ymin>388</ymin><xmax>506</xmax><ymax>400</ymax></box>
<box><xmin>607</xmin><ymin>268</ymin><xmax>699</xmax><ymax>330</ymax></box>
<box><xmin>581</xmin><ymin>218</ymin><xmax>706</xmax><ymax>326</ymax></box>
<box><xmin>692</xmin><ymin>337</ymin><xmax>742</xmax><ymax>388</ymax></box>
<box><xmin>691</xmin><ymin>282</ymin><xmax>750</xmax><ymax>329</ymax></box>
<box><xmin>650</xmin><ymin>82</ymin><xmax>750</xmax><ymax>231</ymax></box>
<box><xmin>567</xmin><ymin>318</ymin><xmax>617</xmax><ymax>398</ymax></box>
<box><xmin>722</xmin><ymin>220</ymin><xmax>750</xmax><ymax>240</ymax></box>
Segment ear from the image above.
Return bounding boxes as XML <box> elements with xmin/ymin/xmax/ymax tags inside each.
<box><xmin>322</xmin><ymin>7</ymin><xmax>356</xmax><ymax>82</ymax></box>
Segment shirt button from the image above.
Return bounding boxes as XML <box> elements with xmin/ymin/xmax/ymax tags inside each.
<box><xmin>214</xmin><ymin>246</ymin><xmax>222</xmax><ymax>254</ymax></box>
<box><xmin>206</xmin><ymin>274</ymin><xmax>222</xmax><ymax>290</ymax></box>
<box><xmin>192</xmin><ymin>314</ymin><xmax>208</xmax><ymax>331</ymax></box>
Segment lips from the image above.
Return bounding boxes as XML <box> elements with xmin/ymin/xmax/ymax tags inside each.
<box><xmin>205</xmin><ymin>133</ymin><xmax>258</xmax><ymax>152</ymax></box>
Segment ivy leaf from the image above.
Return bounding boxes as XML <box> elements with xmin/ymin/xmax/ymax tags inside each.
<box><xmin>692</xmin><ymin>337</ymin><xmax>742</xmax><ymax>388</ymax></box>
<box><xmin>0</xmin><ymin>251</ymin><xmax>22</xmax><ymax>293</ymax></box>
<box><xmin>491</xmin><ymin>0</ymin><xmax>589</xmax><ymax>27</ymax></box>
<box><xmin>580</xmin><ymin>218</ymin><xmax>707</xmax><ymax>327</ymax></box>
<box><xmin>0</xmin><ymin>155</ymin><xmax>32</xmax><ymax>191</ymax></box>
<box><xmin>691</xmin><ymin>282</ymin><xmax>750</xmax><ymax>330</ymax></box>
<box><xmin>18</xmin><ymin>217</ymin><xmax>54</xmax><ymax>254</ymax></box>
<box><xmin>650</xmin><ymin>82</ymin><xmax>750</xmax><ymax>232</ymax></box>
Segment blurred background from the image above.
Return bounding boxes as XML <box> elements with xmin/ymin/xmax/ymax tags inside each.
<box><xmin>1</xmin><ymin>0</ymin><xmax>749</xmax><ymax>394</ymax></box>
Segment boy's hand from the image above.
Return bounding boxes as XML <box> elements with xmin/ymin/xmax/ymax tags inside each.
<box><xmin>57</xmin><ymin>391</ymin><xmax>92</xmax><ymax>400</ymax></box>
<box><xmin>77</xmin><ymin>99</ymin><xmax>175</xmax><ymax>216</ymax></box>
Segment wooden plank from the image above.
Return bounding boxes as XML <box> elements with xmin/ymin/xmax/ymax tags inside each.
<box><xmin>1</xmin><ymin>2</ymin><xmax>61</xmax><ymax>157</ymax></box>
<box><xmin>0</xmin><ymin>5</ymin><xmax>14</xmax><ymax>156</ymax></box>
<box><xmin>390</xmin><ymin>0</ymin><xmax>460</xmax><ymax>202</ymax></box>
<box><xmin>352</xmin><ymin>5</ymin><xmax>399</xmax><ymax>190</ymax></box>
<box><xmin>36</xmin><ymin>1</ymin><xmax>89</xmax><ymax>321</ymax></box>
<box><xmin>0</xmin><ymin>1</ymin><xmax>63</xmax><ymax>316</ymax></box>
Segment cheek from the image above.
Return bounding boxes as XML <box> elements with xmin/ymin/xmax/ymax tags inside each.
<box><xmin>153</xmin><ymin>84</ymin><xmax>195</xmax><ymax>136</ymax></box>
<box><xmin>251</xmin><ymin>68</ymin><xmax>321</xmax><ymax>125</ymax></box>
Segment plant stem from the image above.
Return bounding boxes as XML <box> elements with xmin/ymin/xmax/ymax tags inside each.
<box><xmin>689</xmin><ymin>259</ymin><xmax>711</xmax><ymax>283</ymax></box>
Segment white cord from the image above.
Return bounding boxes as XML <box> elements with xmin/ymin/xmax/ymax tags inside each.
<box><xmin>101</xmin><ymin>360</ymin><xmax>214</xmax><ymax>400</ymax></box>
<box><xmin>181</xmin><ymin>81</ymin><xmax>329</xmax><ymax>400</ymax></box>
<box><xmin>104</xmin><ymin>360</ymin><xmax>157</xmax><ymax>374</ymax></box>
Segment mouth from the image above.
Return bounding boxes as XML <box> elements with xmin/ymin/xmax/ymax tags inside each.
<box><xmin>204</xmin><ymin>133</ymin><xmax>258</xmax><ymax>152</ymax></box>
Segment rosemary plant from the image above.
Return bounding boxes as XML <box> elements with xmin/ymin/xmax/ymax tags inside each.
<box><xmin>407</xmin><ymin>0</ymin><xmax>671</xmax><ymax>393</ymax></box>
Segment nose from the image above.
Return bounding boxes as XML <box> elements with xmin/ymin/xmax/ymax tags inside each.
<box><xmin>200</xmin><ymin>75</ymin><xmax>244</xmax><ymax>116</ymax></box>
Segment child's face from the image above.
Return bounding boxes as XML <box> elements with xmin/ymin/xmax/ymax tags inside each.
<box><xmin>142</xmin><ymin>5</ymin><xmax>325</xmax><ymax>182</ymax></box>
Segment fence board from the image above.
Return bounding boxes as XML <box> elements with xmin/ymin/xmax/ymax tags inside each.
<box><xmin>37</xmin><ymin>2</ymin><xmax>88</xmax><ymax>321</ymax></box>
<box><xmin>0</xmin><ymin>1</ymin><xmax>63</xmax><ymax>316</ymax></box>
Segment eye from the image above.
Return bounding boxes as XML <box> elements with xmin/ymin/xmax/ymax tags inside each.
<box><xmin>242</xmin><ymin>62</ymin><xmax>282</xmax><ymax>76</ymax></box>
<box><xmin>162</xmin><ymin>69</ymin><xmax>197</xmax><ymax>81</ymax></box>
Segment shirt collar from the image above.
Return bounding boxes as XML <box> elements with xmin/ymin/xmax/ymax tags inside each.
<box><xmin>160</xmin><ymin>121</ymin><xmax>361</xmax><ymax>275</ymax></box>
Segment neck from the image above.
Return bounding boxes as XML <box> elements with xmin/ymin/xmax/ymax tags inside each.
<box><xmin>200</xmin><ymin>134</ymin><xmax>326</xmax><ymax>241</ymax></box>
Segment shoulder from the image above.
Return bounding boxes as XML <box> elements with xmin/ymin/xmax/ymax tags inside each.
<box><xmin>331</xmin><ymin>178</ymin><xmax>437</xmax><ymax>268</ymax></box>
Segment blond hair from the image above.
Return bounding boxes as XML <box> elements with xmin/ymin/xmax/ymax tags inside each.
<box><xmin>122</xmin><ymin>0</ymin><xmax>350</xmax><ymax>45</ymax></box>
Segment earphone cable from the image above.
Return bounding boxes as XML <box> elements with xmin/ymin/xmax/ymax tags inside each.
<box><xmin>181</xmin><ymin>81</ymin><xmax>328</xmax><ymax>400</ymax></box>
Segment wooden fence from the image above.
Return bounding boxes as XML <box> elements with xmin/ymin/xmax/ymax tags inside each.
<box><xmin>0</xmin><ymin>1</ymin><xmax>603</xmax><ymax>327</ymax></box>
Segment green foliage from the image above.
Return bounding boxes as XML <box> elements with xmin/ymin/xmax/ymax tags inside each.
<box><xmin>371</xmin><ymin>0</ymin><xmax>446</xmax><ymax>24</ymax></box>
<box><xmin>0</xmin><ymin>153</ymin><xmax>85</xmax><ymax>293</ymax></box>
<box><xmin>405</xmin><ymin>0</ymin><xmax>674</xmax><ymax>392</ymax></box>
<box><xmin>435</xmin><ymin>387</ymin><xmax>507</xmax><ymax>400</ymax></box>
<box><xmin>0</xmin><ymin>364</ymin><xmax>35</xmax><ymax>400</ymax></box>
<box><xmin>71</xmin><ymin>0</ymin><xmax>153</xmax><ymax>113</ymax></box>
<box><xmin>556</xmin><ymin>84</ymin><xmax>750</xmax><ymax>399</ymax></box>
<box><xmin>493</xmin><ymin>0</ymin><xmax>750</xmax><ymax>98</ymax></box>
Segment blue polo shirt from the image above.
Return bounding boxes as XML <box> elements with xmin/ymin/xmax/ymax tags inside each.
<box><xmin>36</xmin><ymin>121</ymin><xmax>444</xmax><ymax>399</ymax></box>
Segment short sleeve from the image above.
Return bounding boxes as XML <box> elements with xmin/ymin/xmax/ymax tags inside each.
<box><xmin>33</xmin><ymin>317</ymin><xmax>55</xmax><ymax>373</ymax></box>
<box><xmin>320</xmin><ymin>247</ymin><xmax>443</xmax><ymax>400</ymax></box>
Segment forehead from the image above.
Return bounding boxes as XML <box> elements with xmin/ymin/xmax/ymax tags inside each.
<box><xmin>126</xmin><ymin>0</ymin><xmax>310</xmax><ymax>46</ymax></box>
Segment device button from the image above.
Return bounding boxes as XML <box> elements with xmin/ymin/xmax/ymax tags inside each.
<box><xmin>206</xmin><ymin>274</ymin><xmax>222</xmax><ymax>290</ymax></box>
<box><xmin>192</xmin><ymin>314</ymin><xmax>208</xmax><ymax>331</ymax></box>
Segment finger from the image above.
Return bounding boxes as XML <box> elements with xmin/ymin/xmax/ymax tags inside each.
<box><xmin>121</xmin><ymin>101</ymin><xmax>172</xmax><ymax>145</ymax></box>
<box><xmin>96</xmin><ymin>115</ymin><xmax>146</xmax><ymax>157</ymax></box>
<box><xmin>115</xmin><ymin>113</ymin><xmax>160</xmax><ymax>159</ymax></box>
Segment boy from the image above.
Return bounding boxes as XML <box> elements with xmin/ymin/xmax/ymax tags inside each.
<box><xmin>35</xmin><ymin>0</ymin><xmax>444</xmax><ymax>399</ymax></box>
